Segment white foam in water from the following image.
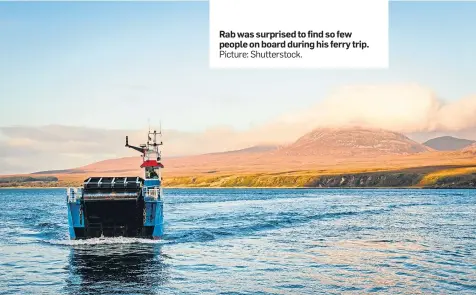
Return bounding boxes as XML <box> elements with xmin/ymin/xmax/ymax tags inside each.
<box><xmin>47</xmin><ymin>236</ymin><xmax>165</xmax><ymax>245</ymax></box>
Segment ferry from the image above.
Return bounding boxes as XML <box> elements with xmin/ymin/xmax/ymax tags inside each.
<box><xmin>66</xmin><ymin>130</ymin><xmax>164</xmax><ymax>239</ymax></box>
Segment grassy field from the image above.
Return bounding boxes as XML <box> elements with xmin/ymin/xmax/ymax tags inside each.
<box><xmin>419</xmin><ymin>167</ymin><xmax>476</xmax><ymax>187</ymax></box>
<box><xmin>164</xmin><ymin>165</ymin><xmax>476</xmax><ymax>188</ymax></box>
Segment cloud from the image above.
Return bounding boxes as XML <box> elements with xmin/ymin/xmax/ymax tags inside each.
<box><xmin>1</xmin><ymin>83</ymin><xmax>476</xmax><ymax>174</ymax></box>
<box><xmin>278</xmin><ymin>84</ymin><xmax>476</xmax><ymax>134</ymax></box>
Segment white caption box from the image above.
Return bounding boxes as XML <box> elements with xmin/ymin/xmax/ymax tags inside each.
<box><xmin>209</xmin><ymin>0</ymin><xmax>389</xmax><ymax>69</ymax></box>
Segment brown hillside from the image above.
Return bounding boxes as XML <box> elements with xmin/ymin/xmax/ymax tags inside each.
<box><xmin>48</xmin><ymin>127</ymin><xmax>437</xmax><ymax>177</ymax></box>
<box><xmin>6</xmin><ymin>127</ymin><xmax>476</xmax><ymax>186</ymax></box>
<box><xmin>274</xmin><ymin>127</ymin><xmax>432</xmax><ymax>157</ymax></box>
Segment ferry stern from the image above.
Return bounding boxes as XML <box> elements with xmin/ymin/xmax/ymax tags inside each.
<box><xmin>66</xmin><ymin>130</ymin><xmax>165</xmax><ymax>240</ymax></box>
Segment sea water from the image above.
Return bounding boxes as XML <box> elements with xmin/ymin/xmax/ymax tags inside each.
<box><xmin>0</xmin><ymin>188</ymin><xmax>475</xmax><ymax>294</ymax></box>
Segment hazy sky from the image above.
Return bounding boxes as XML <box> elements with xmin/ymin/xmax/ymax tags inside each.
<box><xmin>1</xmin><ymin>1</ymin><xmax>476</xmax><ymax>174</ymax></box>
<box><xmin>0</xmin><ymin>1</ymin><xmax>475</xmax><ymax>132</ymax></box>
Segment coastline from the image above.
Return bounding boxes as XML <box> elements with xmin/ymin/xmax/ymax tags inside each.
<box><xmin>1</xmin><ymin>186</ymin><xmax>475</xmax><ymax>190</ymax></box>
<box><xmin>2</xmin><ymin>165</ymin><xmax>476</xmax><ymax>190</ymax></box>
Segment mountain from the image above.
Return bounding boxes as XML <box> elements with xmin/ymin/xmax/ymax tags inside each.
<box><xmin>423</xmin><ymin>136</ymin><xmax>475</xmax><ymax>151</ymax></box>
<box><xmin>20</xmin><ymin>127</ymin><xmax>437</xmax><ymax>177</ymax></box>
<box><xmin>274</xmin><ymin>127</ymin><xmax>432</xmax><ymax>157</ymax></box>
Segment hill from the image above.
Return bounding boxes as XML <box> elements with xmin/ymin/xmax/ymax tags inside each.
<box><xmin>423</xmin><ymin>136</ymin><xmax>475</xmax><ymax>151</ymax></box>
<box><xmin>65</xmin><ymin>127</ymin><xmax>431</xmax><ymax>176</ymax></box>
<box><xmin>274</xmin><ymin>127</ymin><xmax>431</xmax><ymax>157</ymax></box>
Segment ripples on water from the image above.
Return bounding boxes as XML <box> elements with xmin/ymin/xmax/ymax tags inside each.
<box><xmin>0</xmin><ymin>188</ymin><xmax>475</xmax><ymax>294</ymax></box>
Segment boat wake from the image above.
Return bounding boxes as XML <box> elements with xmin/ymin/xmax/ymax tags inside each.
<box><xmin>46</xmin><ymin>236</ymin><xmax>165</xmax><ymax>246</ymax></box>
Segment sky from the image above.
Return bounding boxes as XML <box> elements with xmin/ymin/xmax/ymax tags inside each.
<box><xmin>0</xmin><ymin>1</ymin><xmax>476</xmax><ymax>173</ymax></box>
<box><xmin>1</xmin><ymin>1</ymin><xmax>475</xmax><ymax>131</ymax></box>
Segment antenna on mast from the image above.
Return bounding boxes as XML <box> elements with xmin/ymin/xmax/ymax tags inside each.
<box><xmin>146</xmin><ymin>118</ymin><xmax>153</xmax><ymax>146</ymax></box>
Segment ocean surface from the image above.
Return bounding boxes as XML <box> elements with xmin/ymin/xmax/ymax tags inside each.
<box><xmin>0</xmin><ymin>188</ymin><xmax>475</xmax><ymax>295</ymax></box>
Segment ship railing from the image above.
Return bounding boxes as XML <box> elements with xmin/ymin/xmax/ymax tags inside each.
<box><xmin>67</xmin><ymin>187</ymin><xmax>83</xmax><ymax>203</ymax></box>
<box><xmin>144</xmin><ymin>187</ymin><xmax>163</xmax><ymax>201</ymax></box>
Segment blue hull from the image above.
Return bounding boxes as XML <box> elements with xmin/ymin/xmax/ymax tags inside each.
<box><xmin>66</xmin><ymin>179</ymin><xmax>164</xmax><ymax>240</ymax></box>
<box><xmin>67</xmin><ymin>199</ymin><xmax>164</xmax><ymax>239</ymax></box>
